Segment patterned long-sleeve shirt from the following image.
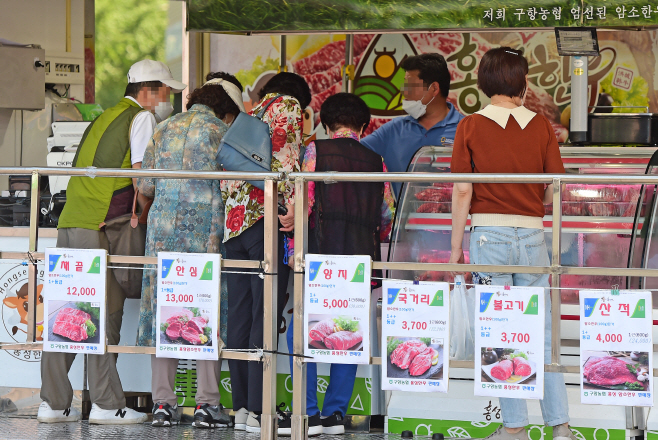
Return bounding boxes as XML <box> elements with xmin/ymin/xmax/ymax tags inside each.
<box><xmin>221</xmin><ymin>93</ymin><xmax>302</xmax><ymax>242</ymax></box>
<box><xmin>285</xmin><ymin>128</ymin><xmax>395</xmax><ymax>260</ymax></box>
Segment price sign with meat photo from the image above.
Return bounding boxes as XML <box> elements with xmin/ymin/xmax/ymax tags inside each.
<box><xmin>304</xmin><ymin>254</ymin><xmax>371</xmax><ymax>364</ymax></box>
<box><xmin>155</xmin><ymin>252</ymin><xmax>221</xmax><ymax>361</ymax></box>
<box><xmin>580</xmin><ymin>290</ymin><xmax>653</xmax><ymax>407</ymax></box>
<box><xmin>475</xmin><ymin>285</ymin><xmax>545</xmax><ymax>400</ymax></box>
<box><xmin>381</xmin><ymin>280</ymin><xmax>450</xmax><ymax>393</ymax></box>
<box><xmin>43</xmin><ymin>248</ymin><xmax>107</xmax><ymax>355</ymax></box>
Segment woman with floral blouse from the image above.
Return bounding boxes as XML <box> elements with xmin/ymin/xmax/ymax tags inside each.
<box><xmin>220</xmin><ymin>72</ymin><xmax>311</xmax><ymax>434</ymax></box>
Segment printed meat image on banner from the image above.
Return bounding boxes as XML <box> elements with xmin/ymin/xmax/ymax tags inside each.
<box><xmin>47</xmin><ymin>300</ymin><xmax>100</xmax><ymax>344</ymax></box>
<box><xmin>213</xmin><ymin>29</ymin><xmax>658</xmax><ymax>144</ymax></box>
<box><xmin>308</xmin><ymin>314</ymin><xmax>364</xmax><ymax>351</ymax></box>
<box><xmin>480</xmin><ymin>348</ymin><xmax>537</xmax><ymax>386</ymax></box>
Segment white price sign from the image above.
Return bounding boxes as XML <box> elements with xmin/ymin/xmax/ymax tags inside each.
<box><xmin>474</xmin><ymin>285</ymin><xmax>545</xmax><ymax>400</ymax></box>
<box><xmin>155</xmin><ymin>252</ymin><xmax>221</xmax><ymax>360</ymax></box>
<box><xmin>304</xmin><ymin>254</ymin><xmax>371</xmax><ymax>364</ymax></box>
<box><xmin>43</xmin><ymin>248</ymin><xmax>107</xmax><ymax>355</ymax></box>
<box><xmin>580</xmin><ymin>290</ymin><xmax>653</xmax><ymax>406</ymax></box>
<box><xmin>381</xmin><ymin>280</ymin><xmax>450</xmax><ymax>393</ymax></box>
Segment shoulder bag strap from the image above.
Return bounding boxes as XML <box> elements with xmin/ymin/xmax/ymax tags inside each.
<box><xmin>130</xmin><ymin>189</ymin><xmax>139</xmax><ymax>229</ymax></box>
<box><xmin>255</xmin><ymin>94</ymin><xmax>283</xmax><ymax>121</ymax></box>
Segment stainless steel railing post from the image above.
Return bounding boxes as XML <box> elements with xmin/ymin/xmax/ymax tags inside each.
<box><xmin>262</xmin><ymin>178</ymin><xmax>280</xmax><ymax>440</ymax></box>
<box><xmin>292</xmin><ymin>178</ymin><xmax>309</xmax><ymax>440</ymax></box>
<box><xmin>550</xmin><ymin>177</ymin><xmax>563</xmax><ymax>371</ymax></box>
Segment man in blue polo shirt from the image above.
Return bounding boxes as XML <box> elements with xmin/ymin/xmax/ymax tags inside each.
<box><xmin>361</xmin><ymin>53</ymin><xmax>464</xmax><ymax>199</ymax></box>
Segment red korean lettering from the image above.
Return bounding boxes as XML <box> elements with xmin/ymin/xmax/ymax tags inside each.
<box><xmin>176</xmin><ymin>266</ymin><xmax>185</xmax><ymax>276</ymax></box>
<box><xmin>515</xmin><ymin>301</ymin><xmax>524</xmax><ymax>311</ymax></box>
<box><xmin>421</xmin><ymin>294</ymin><xmax>430</xmax><ymax>305</ymax></box>
<box><xmin>599</xmin><ymin>302</ymin><xmax>611</xmax><ymax>316</ymax></box>
<box><xmin>504</xmin><ymin>301</ymin><xmax>513</xmax><ymax>310</ymax></box>
<box><xmin>411</xmin><ymin>294</ymin><xmax>419</xmax><ymax>304</ymax></box>
<box><xmin>324</xmin><ymin>269</ymin><xmax>332</xmax><ymax>279</ymax></box>
<box><xmin>618</xmin><ymin>303</ymin><xmax>630</xmax><ymax>316</ymax></box>
<box><xmin>399</xmin><ymin>293</ymin><xmax>407</xmax><ymax>304</ymax></box>
<box><xmin>190</xmin><ymin>267</ymin><xmax>198</xmax><ymax>277</ymax></box>
<box><xmin>338</xmin><ymin>269</ymin><xmax>347</xmax><ymax>280</ymax></box>
<box><xmin>61</xmin><ymin>261</ymin><xmax>69</xmax><ymax>271</ymax></box>
<box><xmin>494</xmin><ymin>300</ymin><xmax>503</xmax><ymax>311</ymax></box>
<box><xmin>75</xmin><ymin>261</ymin><xmax>83</xmax><ymax>272</ymax></box>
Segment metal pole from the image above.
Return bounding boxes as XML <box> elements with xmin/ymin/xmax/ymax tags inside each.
<box><xmin>342</xmin><ymin>35</ymin><xmax>354</xmax><ymax>93</ymax></box>
<box><xmin>261</xmin><ymin>179</ymin><xmax>279</xmax><ymax>440</ymax></box>
<box><xmin>280</xmin><ymin>36</ymin><xmax>287</xmax><ymax>72</ymax></box>
<box><xmin>550</xmin><ymin>178</ymin><xmax>563</xmax><ymax>368</ymax></box>
<box><xmin>292</xmin><ymin>178</ymin><xmax>309</xmax><ymax>440</ymax></box>
<box><xmin>26</xmin><ymin>171</ymin><xmax>40</xmax><ymax>342</ymax></box>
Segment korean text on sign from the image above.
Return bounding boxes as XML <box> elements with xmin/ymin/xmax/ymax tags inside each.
<box><xmin>381</xmin><ymin>280</ymin><xmax>450</xmax><ymax>393</ymax></box>
<box><xmin>304</xmin><ymin>254</ymin><xmax>371</xmax><ymax>365</ymax></box>
<box><xmin>580</xmin><ymin>290</ymin><xmax>653</xmax><ymax>407</ymax></box>
<box><xmin>155</xmin><ymin>252</ymin><xmax>221</xmax><ymax>361</ymax></box>
<box><xmin>43</xmin><ymin>248</ymin><xmax>107</xmax><ymax>355</ymax></box>
<box><xmin>474</xmin><ymin>285</ymin><xmax>545</xmax><ymax>400</ymax></box>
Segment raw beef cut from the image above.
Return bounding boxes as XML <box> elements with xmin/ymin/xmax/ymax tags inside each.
<box><xmin>186</xmin><ymin>319</ymin><xmax>203</xmax><ymax>334</ymax></box>
<box><xmin>166</xmin><ymin>321</ymin><xmax>183</xmax><ymax>339</ymax></box>
<box><xmin>583</xmin><ymin>356</ymin><xmax>606</xmax><ymax>376</ymax></box>
<box><xmin>52</xmin><ymin>308</ymin><xmax>92</xmax><ymax>342</ymax></box>
<box><xmin>584</xmin><ymin>356</ymin><xmax>640</xmax><ymax>387</ymax></box>
<box><xmin>586</xmin><ymin>202</ymin><xmax>619</xmax><ymax>217</ymax></box>
<box><xmin>513</xmin><ymin>357</ymin><xmax>532</xmax><ymax>376</ymax></box>
<box><xmin>181</xmin><ymin>327</ymin><xmax>202</xmax><ymax>345</ymax></box>
<box><xmin>490</xmin><ymin>359</ymin><xmax>514</xmax><ymax>381</ymax></box>
<box><xmin>167</xmin><ymin>309</ymin><xmax>193</xmax><ymax>324</ymax></box>
<box><xmin>55</xmin><ymin>313</ymin><xmax>89</xmax><ymax>326</ymax></box>
<box><xmin>53</xmin><ymin>321</ymin><xmax>88</xmax><ymax>342</ymax></box>
<box><xmin>191</xmin><ymin>316</ymin><xmax>208</xmax><ymax>328</ymax></box>
<box><xmin>409</xmin><ymin>346</ymin><xmax>437</xmax><ymax>376</ymax></box>
<box><xmin>414</xmin><ymin>188</ymin><xmax>451</xmax><ymax>202</ymax></box>
<box><xmin>416</xmin><ymin>202</ymin><xmax>449</xmax><ymax>213</ymax></box>
<box><xmin>390</xmin><ymin>340</ymin><xmax>427</xmax><ymax>369</ymax></box>
<box><xmin>309</xmin><ymin>319</ymin><xmax>335</xmax><ymax>342</ymax></box>
<box><xmin>323</xmin><ymin>330</ymin><xmax>363</xmax><ymax>350</ymax></box>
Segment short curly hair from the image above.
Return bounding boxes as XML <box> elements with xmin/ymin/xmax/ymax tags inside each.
<box><xmin>320</xmin><ymin>93</ymin><xmax>371</xmax><ymax>133</ymax></box>
<box><xmin>186</xmin><ymin>72</ymin><xmax>243</xmax><ymax>119</ymax></box>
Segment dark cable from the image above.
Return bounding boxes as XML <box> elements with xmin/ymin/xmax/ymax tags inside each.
<box><xmin>19</xmin><ymin>110</ymin><xmax>23</xmax><ymax>167</ymax></box>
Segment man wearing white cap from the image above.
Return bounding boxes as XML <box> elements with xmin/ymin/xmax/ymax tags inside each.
<box><xmin>38</xmin><ymin>60</ymin><xmax>186</xmax><ymax>425</ymax></box>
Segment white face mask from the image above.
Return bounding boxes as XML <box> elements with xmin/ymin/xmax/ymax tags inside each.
<box><xmin>402</xmin><ymin>90</ymin><xmax>435</xmax><ymax>119</ymax></box>
<box><xmin>154</xmin><ymin>101</ymin><xmax>174</xmax><ymax>122</ymax></box>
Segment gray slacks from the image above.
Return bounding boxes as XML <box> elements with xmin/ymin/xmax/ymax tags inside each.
<box><xmin>151</xmin><ymin>356</ymin><xmax>222</xmax><ymax>406</ymax></box>
<box><xmin>40</xmin><ymin>228</ymin><xmax>127</xmax><ymax>410</ymax></box>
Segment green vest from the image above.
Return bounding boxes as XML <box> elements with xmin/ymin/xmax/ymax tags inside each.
<box><xmin>58</xmin><ymin>98</ymin><xmax>145</xmax><ymax>230</ymax></box>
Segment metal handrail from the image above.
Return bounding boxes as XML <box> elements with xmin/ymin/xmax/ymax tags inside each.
<box><xmin>1</xmin><ymin>167</ymin><xmax>658</xmax><ymax>440</ymax></box>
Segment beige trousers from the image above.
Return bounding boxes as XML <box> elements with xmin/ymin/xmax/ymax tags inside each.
<box><xmin>40</xmin><ymin>228</ymin><xmax>127</xmax><ymax>410</ymax></box>
<box><xmin>151</xmin><ymin>356</ymin><xmax>222</xmax><ymax>406</ymax></box>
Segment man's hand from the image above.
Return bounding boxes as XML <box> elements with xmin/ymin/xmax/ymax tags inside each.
<box><xmin>278</xmin><ymin>203</ymin><xmax>294</xmax><ymax>232</ymax></box>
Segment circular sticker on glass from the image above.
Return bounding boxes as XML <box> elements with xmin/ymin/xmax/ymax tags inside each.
<box><xmin>573</xmin><ymin>59</ymin><xmax>585</xmax><ymax>68</ymax></box>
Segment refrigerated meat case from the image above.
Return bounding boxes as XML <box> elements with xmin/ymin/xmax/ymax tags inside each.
<box><xmin>384</xmin><ymin>145</ymin><xmax>657</xmax><ymax>430</ymax></box>
<box><xmin>388</xmin><ymin>145</ymin><xmax>657</xmax><ymax>306</ymax></box>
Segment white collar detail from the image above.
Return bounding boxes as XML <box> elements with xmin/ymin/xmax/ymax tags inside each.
<box><xmin>475</xmin><ymin>105</ymin><xmax>537</xmax><ymax>129</ymax></box>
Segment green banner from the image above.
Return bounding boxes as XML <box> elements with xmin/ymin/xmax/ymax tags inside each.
<box><xmin>387</xmin><ymin>417</ymin><xmax>627</xmax><ymax>440</ymax></box>
<box><xmin>187</xmin><ymin>0</ymin><xmax>581</xmax><ymax>32</ymax></box>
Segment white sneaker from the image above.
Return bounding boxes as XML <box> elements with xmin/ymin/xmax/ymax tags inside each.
<box><xmin>88</xmin><ymin>403</ymin><xmax>148</xmax><ymax>425</ymax></box>
<box><xmin>37</xmin><ymin>401</ymin><xmax>81</xmax><ymax>423</ymax></box>
<box><xmin>234</xmin><ymin>407</ymin><xmax>249</xmax><ymax>431</ymax></box>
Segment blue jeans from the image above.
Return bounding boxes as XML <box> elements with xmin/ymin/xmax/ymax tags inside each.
<box><xmin>286</xmin><ymin>318</ymin><xmax>357</xmax><ymax>417</ymax></box>
<box><xmin>470</xmin><ymin>226</ymin><xmax>570</xmax><ymax>429</ymax></box>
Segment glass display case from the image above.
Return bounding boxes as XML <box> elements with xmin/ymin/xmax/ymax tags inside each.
<box><xmin>387</xmin><ymin>146</ymin><xmax>657</xmax><ymax>305</ymax></box>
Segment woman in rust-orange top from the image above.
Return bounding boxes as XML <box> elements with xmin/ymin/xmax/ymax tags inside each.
<box><xmin>450</xmin><ymin>47</ymin><xmax>575</xmax><ymax>440</ymax></box>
